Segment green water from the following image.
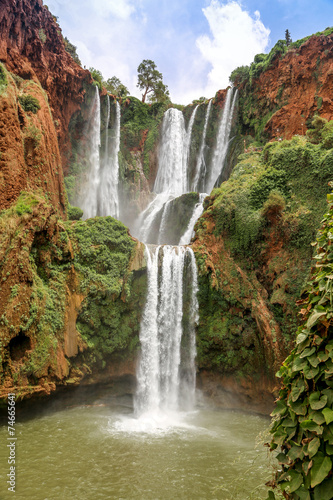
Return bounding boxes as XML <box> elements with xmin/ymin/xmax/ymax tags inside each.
<box><xmin>0</xmin><ymin>391</ymin><xmax>272</xmax><ymax>500</ymax></box>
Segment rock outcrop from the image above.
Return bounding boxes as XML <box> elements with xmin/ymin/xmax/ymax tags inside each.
<box><xmin>0</xmin><ymin>0</ymin><xmax>91</xmax><ymax>173</ymax></box>
<box><xmin>233</xmin><ymin>32</ymin><xmax>333</xmax><ymax>140</ymax></box>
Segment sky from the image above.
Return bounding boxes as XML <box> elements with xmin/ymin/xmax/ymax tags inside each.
<box><xmin>45</xmin><ymin>0</ymin><xmax>333</xmax><ymax>104</ymax></box>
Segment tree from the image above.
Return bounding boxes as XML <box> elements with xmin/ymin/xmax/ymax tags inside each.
<box><xmin>147</xmin><ymin>80</ymin><xmax>170</xmax><ymax>104</ymax></box>
<box><xmin>105</xmin><ymin>76</ymin><xmax>129</xmax><ymax>98</ymax></box>
<box><xmin>63</xmin><ymin>37</ymin><xmax>81</xmax><ymax>66</ymax></box>
<box><xmin>89</xmin><ymin>67</ymin><xmax>104</xmax><ymax>90</ymax></box>
<box><xmin>285</xmin><ymin>29</ymin><xmax>292</xmax><ymax>46</ymax></box>
<box><xmin>137</xmin><ymin>59</ymin><xmax>168</xmax><ymax>103</ymax></box>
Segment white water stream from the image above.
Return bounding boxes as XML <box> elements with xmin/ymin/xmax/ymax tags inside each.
<box><xmin>83</xmin><ymin>86</ymin><xmax>101</xmax><ymax>219</ymax></box>
<box><xmin>99</xmin><ymin>97</ymin><xmax>120</xmax><ymax>218</ymax></box>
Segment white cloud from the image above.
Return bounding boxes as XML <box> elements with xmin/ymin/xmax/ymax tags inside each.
<box><xmin>91</xmin><ymin>0</ymin><xmax>136</xmax><ymax>20</ymax></box>
<box><xmin>196</xmin><ymin>0</ymin><xmax>270</xmax><ymax>95</ymax></box>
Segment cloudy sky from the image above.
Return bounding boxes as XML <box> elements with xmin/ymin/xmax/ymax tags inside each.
<box><xmin>46</xmin><ymin>0</ymin><xmax>333</xmax><ymax>104</ymax></box>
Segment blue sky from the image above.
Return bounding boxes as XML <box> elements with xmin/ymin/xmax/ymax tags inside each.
<box><xmin>45</xmin><ymin>0</ymin><xmax>333</xmax><ymax>104</ymax></box>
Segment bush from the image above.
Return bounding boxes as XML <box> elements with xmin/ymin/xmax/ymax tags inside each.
<box><xmin>67</xmin><ymin>205</ymin><xmax>83</xmax><ymax>221</ymax></box>
<box><xmin>249</xmin><ymin>169</ymin><xmax>289</xmax><ymax>209</ymax></box>
<box><xmin>0</xmin><ymin>63</ymin><xmax>8</xmax><ymax>93</ymax></box>
<box><xmin>19</xmin><ymin>94</ymin><xmax>41</xmax><ymax>114</ymax></box>
<box><xmin>15</xmin><ymin>192</ymin><xmax>39</xmax><ymax>216</ymax></box>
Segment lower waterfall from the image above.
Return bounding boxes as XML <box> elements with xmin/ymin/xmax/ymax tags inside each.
<box><xmin>135</xmin><ymin>245</ymin><xmax>198</xmax><ymax>417</ymax></box>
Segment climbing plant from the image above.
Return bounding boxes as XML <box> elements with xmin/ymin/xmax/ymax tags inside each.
<box><xmin>267</xmin><ymin>186</ymin><xmax>333</xmax><ymax>499</ymax></box>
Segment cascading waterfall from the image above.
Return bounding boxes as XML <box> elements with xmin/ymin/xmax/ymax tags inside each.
<box><xmin>99</xmin><ymin>98</ymin><xmax>120</xmax><ymax>218</ymax></box>
<box><xmin>192</xmin><ymin>99</ymin><xmax>212</xmax><ymax>192</ymax></box>
<box><xmin>135</xmin><ymin>245</ymin><xmax>198</xmax><ymax>416</ymax></box>
<box><xmin>179</xmin><ymin>193</ymin><xmax>207</xmax><ymax>245</ymax></box>
<box><xmin>154</xmin><ymin>108</ymin><xmax>187</xmax><ymax>196</ymax></box>
<box><xmin>183</xmin><ymin>105</ymin><xmax>199</xmax><ymax>189</ymax></box>
<box><xmin>205</xmin><ymin>87</ymin><xmax>238</xmax><ymax>193</ymax></box>
<box><xmin>83</xmin><ymin>86</ymin><xmax>101</xmax><ymax>219</ymax></box>
<box><xmin>138</xmin><ymin>106</ymin><xmax>199</xmax><ymax>243</ymax></box>
<box><xmin>122</xmin><ymin>89</ymin><xmax>237</xmax><ymax>425</ymax></box>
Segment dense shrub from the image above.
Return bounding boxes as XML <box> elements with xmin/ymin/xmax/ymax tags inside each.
<box><xmin>19</xmin><ymin>94</ymin><xmax>41</xmax><ymax>114</ymax></box>
<box><xmin>67</xmin><ymin>205</ymin><xmax>83</xmax><ymax>221</ymax></box>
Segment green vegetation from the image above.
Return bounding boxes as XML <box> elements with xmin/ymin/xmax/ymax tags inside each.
<box><xmin>0</xmin><ymin>63</ymin><xmax>8</xmax><ymax>93</ymax></box>
<box><xmin>230</xmin><ymin>27</ymin><xmax>333</xmax><ymax>88</ymax></box>
<box><xmin>18</xmin><ymin>94</ymin><xmax>41</xmax><ymax>114</ymax></box>
<box><xmin>15</xmin><ymin>192</ymin><xmax>40</xmax><ymax>216</ymax></box>
<box><xmin>67</xmin><ymin>205</ymin><xmax>83</xmax><ymax>221</ymax></box>
<box><xmin>194</xmin><ymin>126</ymin><xmax>333</xmax><ymax>374</ymax></box>
<box><xmin>137</xmin><ymin>59</ymin><xmax>170</xmax><ymax>104</ymax></box>
<box><xmin>104</xmin><ymin>76</ymin><xmax>129</xmax><ymax>98</ymax></box>
<box><xmin>267</xmin><ymin>188</ymin><xmax>333</xmax><ymax>499</ymax></box>
<box><xmin>63</xmin><ymin>37</ymin><xmax>81</xmax><ymax>66</ymax></box>
<box><xmin>120</xmin><ymin>96</ymin><xmax>167</xmax><ymax>177</ymax></box>
<box><xmin>65</xmin><ymin>216</ymin><xmax>145</xmax><ymax>360</ymax></box>
<box><xmin>38</xmin><ymin>29</ymin><xmax>46</xmax><ymax>44</ymax></box>
<box><xmin>89</xmin><ymin>67</ymin><xmax>104</xmax><ymax>90</ymax></box>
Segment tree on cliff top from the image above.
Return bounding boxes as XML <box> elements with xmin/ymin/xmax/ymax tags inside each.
<box><xmin>105</xmin><ymin>76</ymin><xmax>129</xmax><ymax>98</ymax></box>
<box><xmin>137</xmin><ymin>59</ymin><xmax>169</xmax><ymax>103</ymax></box>
<box><xmin>285</xmin><ymin>29</ymin><xmax>292</xmax><ymax>46</ymax></box>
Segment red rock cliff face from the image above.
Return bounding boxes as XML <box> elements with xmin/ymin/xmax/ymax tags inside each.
<box><xmin>0</xmin><ymin>0</ymin><xmax>91</xmax><ymax>172</ymax></box>
<box><xmin>236</xmin><ymin>34</ymin><xmax>333</xmax><ymax>140</ymax></box>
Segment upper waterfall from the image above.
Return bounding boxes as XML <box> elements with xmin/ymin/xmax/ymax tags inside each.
<box><xmin>99</xmin><ymin>98</ymin><xmax>120</xmax><ymax>218</ymax></box>
<box><xmin>154</xmin><ymin>108</ymin><xmax>187</xmax><ymax>197</ymax></box>
<box><xmin>83</xmin><ymin>86</ymin><xmax>101</xmax><ymax>220</ymax></box>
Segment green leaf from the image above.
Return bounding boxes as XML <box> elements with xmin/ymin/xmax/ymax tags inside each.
<box><xmin>326</xmin><ymin>443</ymin><xmax>333</xmax><ymax>455</ymax></box>
<box><xmin>292</xmin><ymin>357</ymin><xmax>309</xmax><ymax>373</ymax></box>
<box><xmin>289</xmin><ymin>470</ymin><xmax>304</xmax><ymax>492</ymax></box>
<box><xmin>291</xmin><ymin>379</ymin><xmax>306</xmax><ymax>402</ymax></box>
<box><xmin>318</xmin><ymin>351</ymin><xmax>329</xmax><ymax>362</ymax></box>
<box><xmin>289</xmin><ymin>398</ymin><xmax>308</xmax><ymax>416</ymax></box>
<box><xmin>271</xmin><ymin>399</ymin><xmax>287</xmax><ymax>416</ymax></box>
<box><xmin>322</xmin><ymin>407</ymin><xmax>333</xmax><ymax>425</ymax></box>
<box><xmin>272</xmin><ymin>427</ymin><xmax>288</xmax><ymax>445</ymax></box>
<box><xmin>313</xmin><ymin>477</ymin><xmax>333</xmax><ymax>500</ymax></box>
<box><xmin>276</xmin><ymin>452</ymin><xmax>289</xmax><ymax>464</ymax></box>
<box><xmin>309</xmin><ymin>392</ymin><xmax>328</xmax><ymax>410</ymax></box>
<box><xmin>295</xmin><ymin>486</ymin><xmax>311</xmax><ymax>500</ymax></box>
<box><xmin>308</xmin><ymin>437</ymin><xmax>321</xmax><ymax>458</ymax></box>
<box><xmin>300</xmin><ymin>347</ymin><xmax>316</xmax><ymax>358</ymax></box>
<box><xmin>304</xmin><ymin>363</ymin><xmax>320</xmax><ymax>379</ymax></box>
<box><xmin>297</xmin><ymin>332</ymin><xmax>309</xmax><ymax>344</ymax></box>
<box><xmin>288</xmin><ymin>444</ymin><xmax>304</xmax><ymax>461</ymax></box>
<box><xmin>265</xmin><ymin>492</ymin><xmax>276</xmax><ymax>500</ymax></box>
<box><xmin>308</xmin><ymin>354</ymin><xmax>321</xmax><ymax>367</ymax></box>
<box><xmin>311</xmin><ymin>454</ymin><xmax>332</xmax><ymax>488</ymax></box>
<box><xmin>300</xmin><ymin>419</ymin><xmax>323</xmax><ymax>434</ymax></box>
<box><xmin>307</xmin><ymin>311</ymin><xmax>326</xmax><ymax>329</ymax></box>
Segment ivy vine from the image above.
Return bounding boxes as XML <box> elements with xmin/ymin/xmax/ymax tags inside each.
<box><xmin>267</xmin><ymin>186</ymin><xmax>333</xmax><ymax>500</ymax></box>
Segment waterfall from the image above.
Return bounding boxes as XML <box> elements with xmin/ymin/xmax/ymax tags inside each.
<box><xmin>154</xmin><ymin>108</ymin><xmax>186</xmax><ymax>197</ymax></box>
<box><xmin>205</xmin><ymin>88</ymin><xmax>238</xmax><ymax>193</ymax></box>
<box><xmin>99</xmin><ymin>98</ymin><xmax>120</xmax><ymax>218</ymax></box>
<box><xmin>135</xmin><ymin>245</ymin><xmax>198</xmax><ymax>416</ymax></box>
<box><xmin>179</xmin><ymin>193</ymin><xmax>207</xmax><ymax>245</ymax></box>
<box><xmin>83</xmin><ymin>86</ymin><xmax>101</xmax><ymax>219</ymax></box>
<box><xmin>183</xmin><ymin>105</ymin><xmax>199</xmax><ymax>188</ymax></box>
<box><xmin>132</xmin><ymin>92</ymin><xmax>237</xmax><ymax>419</ymax></box>
<box><xmin>192</xmin><ymin>100</ymin><xmax>212</xmax><ymax>192</ymax></box>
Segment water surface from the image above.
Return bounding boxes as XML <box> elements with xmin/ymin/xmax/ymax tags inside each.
<box><xmin>0</xmin><ymin>391</ymin><xmax>272</xmax><ymax>500</ymax></box>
